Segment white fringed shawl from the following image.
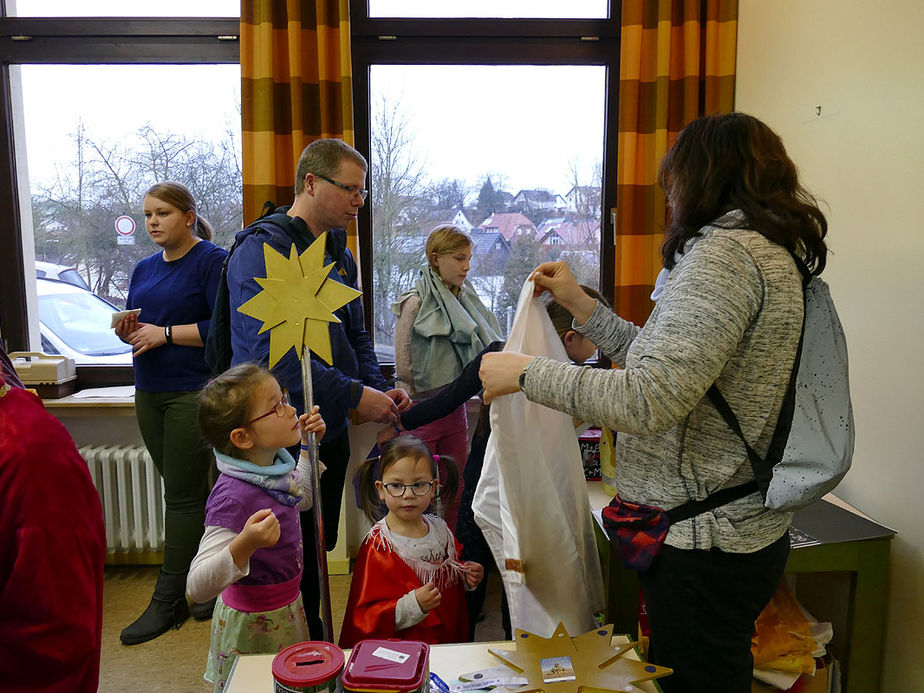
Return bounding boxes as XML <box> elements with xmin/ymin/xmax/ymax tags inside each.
<box><xmin>367</xmin><ymin>515</ymin><xmax>467</xmax><ymax>590</ymax></box>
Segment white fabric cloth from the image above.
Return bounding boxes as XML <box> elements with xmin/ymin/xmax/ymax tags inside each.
<box><xmin>473</xmin><ymin>279</ymin><xmax>604</xmax><ymax>637</ymax></box>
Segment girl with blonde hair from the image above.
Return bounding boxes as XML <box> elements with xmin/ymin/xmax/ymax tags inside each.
<box><xmin>392</xmin><ymin>224</ymin><xmax>502</xmax><ymax>529</ymax></box>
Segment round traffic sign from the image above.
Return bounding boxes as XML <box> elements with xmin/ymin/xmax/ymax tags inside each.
<box><xmin>115</xmin><ymin>215</ymin><xmax>136</xmax><ymax>236</ymax></box>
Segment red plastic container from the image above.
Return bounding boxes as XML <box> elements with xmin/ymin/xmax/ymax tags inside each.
<box><xmin>341</xmin><ymin>640</ymin><xmax>430</xmax><ymax>693</ymax></box>
<box><xmin>272</xmin><ymin>641</ymin><xmax>345</xmax><ymax>693</ymax></box>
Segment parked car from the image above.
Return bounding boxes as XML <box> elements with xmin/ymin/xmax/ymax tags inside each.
<box><xmin>35</xmin><ymin>260</ymin><xmax>91</xmax><ymax>291</ymax></box>
<box><xmin>36</xmin><ymin>278</ymin><xmax>133</xmax><ymax>365</ymax></box>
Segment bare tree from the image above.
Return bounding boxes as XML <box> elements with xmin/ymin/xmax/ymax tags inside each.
<box><xmin>32</xmin><ymin>122</ymin><xmax>242</xmax><ymax>305</ymax></box>
<box><xmin>560</xmin><ymin>158</ymin><xmax>602</xmax><ymax>289</ymax></box>
<box><xmin>427</xmin><ymin>178</ymin><xmax>468</xmax><ymax>211</ymax></box>
<box><xmin>369</xmin><ymin>96</ymin><xmax>430</xmax><ymax>347</ymax></box>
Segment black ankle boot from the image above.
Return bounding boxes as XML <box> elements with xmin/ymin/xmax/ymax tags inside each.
<box><xmin>190</xmin><ymin>596</ymin><xmax>217</xmax><ymax>621</ymax></box>
<box><xmin>120</xmin><ymin>569</ymin><xmax>190</xmax><ymax>645</ymax></box>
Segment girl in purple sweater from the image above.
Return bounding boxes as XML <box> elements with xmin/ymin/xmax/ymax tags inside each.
<box><xmin>188</xmin><ymin>364</ymin><xmax>325</xmax><ymax>691</ymax></box>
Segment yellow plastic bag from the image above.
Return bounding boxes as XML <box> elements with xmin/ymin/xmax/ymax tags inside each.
<box><xmin>599</xmin><ymin>428</ymin><xmax>618</xmax><ymax>497</ymax></box>
<box><xmin>751</xmin><ymin>580</ymin><xmax>817</xmax><ymax>674</ymax></box>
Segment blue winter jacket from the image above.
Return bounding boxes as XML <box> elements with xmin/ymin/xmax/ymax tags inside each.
<box><xmin>227</xmin><ymin>212</ymin><xmax>385</xmax><ymax>440</ymax></box>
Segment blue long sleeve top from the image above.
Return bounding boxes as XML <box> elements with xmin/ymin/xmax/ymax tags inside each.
<box><xmin>227</xmin><ymin>214</ymin><xmax>385</xmax><ymax>440</ymax></box>
<box><xmin>127</xmin><ymin>240</ymin><xmax>228</xmax><ymax>392</ymax></box>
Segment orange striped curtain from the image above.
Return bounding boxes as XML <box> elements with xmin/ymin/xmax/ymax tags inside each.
<box><xmin>240</xmin><ymin>0</ymin><xmax>356</xmax><ymax>246</ymax></box>
<box><xmin>614</xmin><ymin>0</ymin><xmax>737</xmax><ymax>327</ymax></box>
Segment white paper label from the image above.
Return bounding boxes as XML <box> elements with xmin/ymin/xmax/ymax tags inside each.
<box><xmin>371</xmin><ymin>646</ymin><xmax>410</xmax><ymax>664</ymax></box>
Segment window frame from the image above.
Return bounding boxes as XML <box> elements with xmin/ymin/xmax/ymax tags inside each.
<box><xmin>0</xmin><ymin>13</ymin><xmax>239</xmax><ymax>386</ymax></box>
<box><xmin>0</xmin><ymin>8</ymin><xmax>622</xmax><ymax>384</ymax></box>
<box><xmin>349</xmin><ymin>2</ymin><xmax>620</xmax><ymax>342</ymax></box>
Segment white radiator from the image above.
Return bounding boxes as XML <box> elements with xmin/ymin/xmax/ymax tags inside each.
<box><xmin>80</xmin><ymin>445</ymin><xmax>165</xmax><ymax>556</ymax></box>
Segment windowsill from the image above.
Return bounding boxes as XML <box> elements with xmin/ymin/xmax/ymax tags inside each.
<box><xmin>42</xmin><ymin>385</ymin><xmax>135</xmax><ymax>412</ymax></box>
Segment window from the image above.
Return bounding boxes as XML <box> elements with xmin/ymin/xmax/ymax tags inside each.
<box><xmin>351</xmin><ymin>3</ymin><xmax>619</xmax><ymax>361</ymax></box>
<box><xmin>367</xmin><ymin>64</ymin><xmax>605</xmax><ymax>347</ymax></box>
<box><xmin>0</xmin><ymin>10</ymin><xmax>239</xmax><ymax>384</ymax></box>
<box><xmin>369</xmin><ymin>0</ymin><xmax>608</xmax><ymax>19</ymax></box>
<box><xmin>17</xmin><ymin>64</ymin><xmax>241</xmax><ymax>367</ymax></box>
<box><xmin>8</xmin><ymin>0</ymin><xmax>239</xmax><ymax>17</ymax></box>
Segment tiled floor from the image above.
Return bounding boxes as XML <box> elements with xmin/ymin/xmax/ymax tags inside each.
<box><xmin>99</xmin><ymin>563</ymin><xmax>507</xmax><ymax>691</ymax></box>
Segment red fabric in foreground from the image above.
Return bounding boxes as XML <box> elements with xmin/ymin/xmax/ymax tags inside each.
<box><xmin>0</xmin><ymin>381</ymin><xmax>106</xmax><ymax>692</ymax></box>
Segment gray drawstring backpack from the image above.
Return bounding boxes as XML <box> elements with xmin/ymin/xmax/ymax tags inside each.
<box><xmin>705</xmin><ymin>251</ymin><xmax>855</xmax><ymax>512</ymax></box>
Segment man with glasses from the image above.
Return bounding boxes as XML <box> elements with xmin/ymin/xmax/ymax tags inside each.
<box><xmin>226</xmin><ymin>138</ymin><xmax>409</xmax><ymax>638</ymax></box>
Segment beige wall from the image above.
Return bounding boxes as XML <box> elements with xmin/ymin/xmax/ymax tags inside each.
<box><xmin>736</xmin><ymin>1</ymin><xmax>924</xmax><ymax>690</ymax></box>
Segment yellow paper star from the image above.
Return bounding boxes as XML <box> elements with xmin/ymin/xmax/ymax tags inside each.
<box><xmin>237</xmin><ymin>232</ymin><xmax>361</xmax><ymax>368</ymax></box>
<box><xmin>487</xmin><ymin>623</ymin><xmax>672</xmax><ymax>693</ymax></box>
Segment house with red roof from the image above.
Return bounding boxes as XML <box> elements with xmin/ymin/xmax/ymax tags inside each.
<box><xmin>478</xmin><ymin>212</ymin><xmax>538</xmax><ymax>241</ymax></box>
<box><xmin>537</xmin><ymin>217</ymin><xmax>600</xmax><ymax>248</ymax></box>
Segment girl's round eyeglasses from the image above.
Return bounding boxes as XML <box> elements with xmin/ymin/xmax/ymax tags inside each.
<box><xmin>382</xmin><ymin>480</ymin><xmax>436</xmax><ymax>497</ymax></box>
<box><xmin>244</xmin><ymin>390</ymin><xmax>289</xmax><ymax>426</ymax></box>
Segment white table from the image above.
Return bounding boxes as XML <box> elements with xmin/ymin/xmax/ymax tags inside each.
<box><xmin>225</xmin><ymin>635</ymin><xmax>661</xmax><ymax>692</ymax></box>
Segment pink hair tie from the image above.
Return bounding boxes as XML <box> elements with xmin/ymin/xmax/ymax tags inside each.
<box><xmin>433</xmin><ymin>454</ymin><xmax>440</xmax><ymax>464</ymax></box>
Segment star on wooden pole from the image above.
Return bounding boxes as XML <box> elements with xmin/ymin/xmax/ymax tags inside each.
<box><xmin>235</xmin><ymin>230</ymin><xmax>358</xmax><ymax>643</ymax></box>
<box><xmin>237</xmin><ymin>233</ymin><xmax>360</xmax><ymax>368</ymax></box>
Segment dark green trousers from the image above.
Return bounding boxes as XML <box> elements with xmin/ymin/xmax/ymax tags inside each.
<box><xmin>134</xmin><ymin>389</ymin><xmax>211</xmax><ymax>574</ymax></box>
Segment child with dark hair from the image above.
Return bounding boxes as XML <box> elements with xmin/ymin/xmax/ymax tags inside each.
<box><xmin>339</xmin><ymin>435</ymin><xmax>483</xmax><ymax>647</ymax></box>
<box><xmin>187</xmin><ymin>363</ymin><xmax>326</xmax><ymax>691</ymax></box>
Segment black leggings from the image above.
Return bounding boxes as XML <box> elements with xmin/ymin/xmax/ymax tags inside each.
<box><xmin>638</xmin><ymin>532</ymin><xmax>790</xmax><ymax>693</ymax></box>
<box><xmin>134</xmin><ymin>389</ymin><xmax>211</xmax><ymax>574</ymax></box>
<box><xmin>456</xmin><ymin>419</ymin><xmax>511</xmax><ymax>641</ymax></box>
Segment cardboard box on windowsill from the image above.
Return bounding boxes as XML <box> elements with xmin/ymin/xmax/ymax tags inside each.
<box><xmin>10</xmin><ymin>352</ymin><xmax>77</xmax><ymax>398</ymax></box>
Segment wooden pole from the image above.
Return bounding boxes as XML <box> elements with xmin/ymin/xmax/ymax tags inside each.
<box><xmin>301</xmin><ymin>344</ymin><xmax>333</xmax><ymax>641</ymax></box>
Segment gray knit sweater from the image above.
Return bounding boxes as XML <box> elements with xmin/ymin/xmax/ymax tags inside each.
<box><xmin>522</xmin><ymin>221</ymin><xmax>803</xmax><ymax>552</ymax></box>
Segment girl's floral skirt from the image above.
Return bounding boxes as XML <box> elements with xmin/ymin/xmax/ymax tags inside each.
<box><xmin>204</xmin><ymin>593</ymin><xmax>310</xmax><ymax>690</ymax></box>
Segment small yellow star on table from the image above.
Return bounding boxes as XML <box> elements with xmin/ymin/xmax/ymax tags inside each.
<box><xmin>237</xmin><ymin>233</ymin><xmax>361</xmax><ymax>368</ymax></box>
<box><xmin>487</xmin><ymin>622</ymin><xmax>672</xmax><ymax>693</ymax></box>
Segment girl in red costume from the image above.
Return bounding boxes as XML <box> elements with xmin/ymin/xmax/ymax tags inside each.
<box><xmin>339</xmin><ymin>436</ymin><xmax>483</xmax><ymax>646</ymax></box>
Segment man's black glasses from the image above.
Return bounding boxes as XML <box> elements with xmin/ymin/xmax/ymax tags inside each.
<box><xmin>314</xmin><ymin>173</ymin><xmax>368</xmax><ymax>201</ymax></box>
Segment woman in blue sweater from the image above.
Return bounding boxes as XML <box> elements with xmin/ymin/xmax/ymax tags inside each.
<box><xmin>115</xmin><ymin>181</ymin><xmax>228</xmax><ymax>645</ymax></box>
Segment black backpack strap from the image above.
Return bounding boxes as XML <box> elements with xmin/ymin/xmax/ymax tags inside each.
<box><xmin>204</xmin><ymin>247</ymin><xmax>236</xmax><ymax>375</ymax></box>
<box><xmin>204</xmin><ymin>209</ymin><xmax>306</xmax><ymax>376</ymax></box>
<box><xmin>662</xmin><ymin>386</ymin><xmax>771</xmax><ymax>524</ymax></box>
<box><xmin>665</xmin><ymin>479</ymin><xmax>758</xmax><ymax>524</ymax></box>
<box><xmin>662</xmin><ymin>383</ymin><xmax>776</xmax><ymax>523</ymax></box>
<box><xmin>707</xmin><ymin>384</ymin><xmax>773</xmax><ymax>489</ymax></box>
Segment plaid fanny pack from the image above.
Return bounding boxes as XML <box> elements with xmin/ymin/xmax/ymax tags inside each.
<box><xmin>601</xmin><ymin>482</ymin><xmax>759</xmax><ymax>572</ymax></box>
<box><xmin>601</xmin><ymin>496</ymin><xmax>671</xmax><ymax>572</ymax></box>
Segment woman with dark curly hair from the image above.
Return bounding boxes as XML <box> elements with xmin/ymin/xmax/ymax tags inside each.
<box><xmin>479</xmin><ymin>112</ymin><xmax>828</xmax><ymax>692</ymax></box>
